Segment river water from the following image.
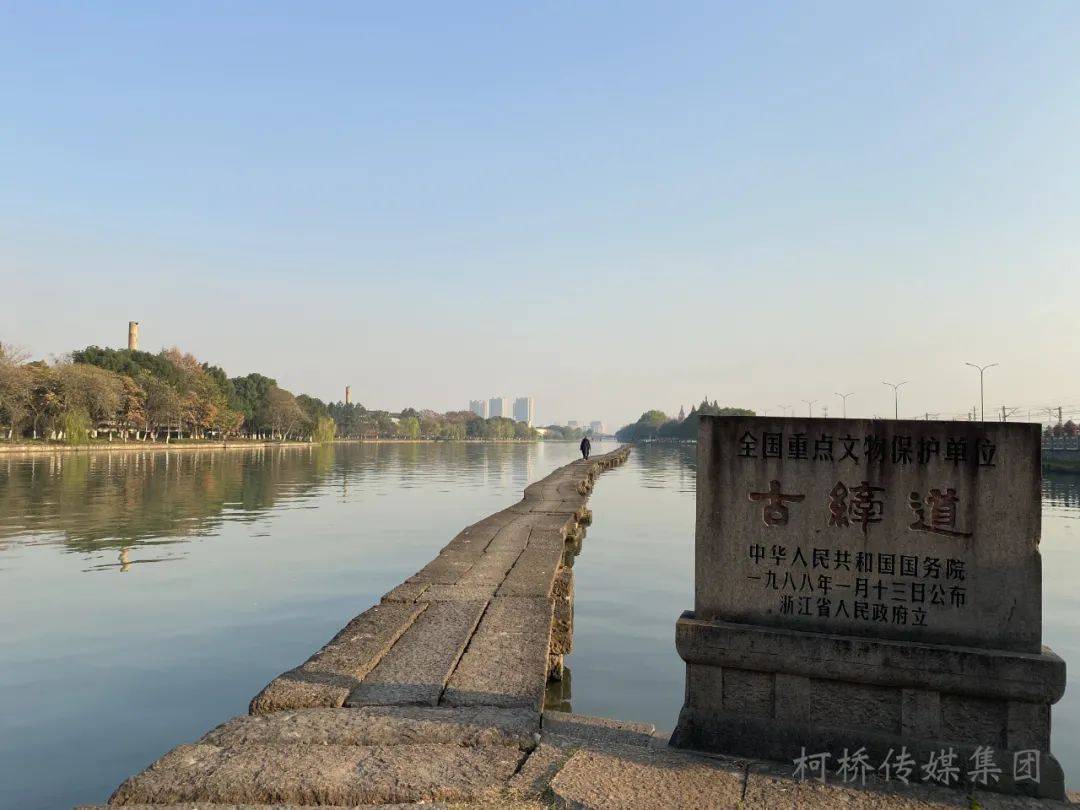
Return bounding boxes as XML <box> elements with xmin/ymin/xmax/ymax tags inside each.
<box><xmin>0</xmin><ymin>441</ymin><xmax>1076</xmax><ymax>807</ymax></box>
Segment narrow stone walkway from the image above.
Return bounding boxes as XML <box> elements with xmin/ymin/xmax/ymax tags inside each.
<box><xmin>81</xmin><ymin>447</ymin><xmax>629</xmax><ymax>808</ymax></box>
<box><xmin>78</xmin><ymin>445</ymin><xmax>1077</xmax><ymax>809</ymax></box>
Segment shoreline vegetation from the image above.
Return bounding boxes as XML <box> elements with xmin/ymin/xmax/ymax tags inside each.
<box><xmin>615</xmin><ymin>400</ymin><xmax>756</xmax><ymax>443</ymax></box>
<box><xmin>0</xmin><ymin>342</ymin><xmax>585</xmax><ymax>446</ymax></box>
<box><xmin>0</xmin><ymin>436</ymin><xmax>579</xmax><ymax>455</ymax></box>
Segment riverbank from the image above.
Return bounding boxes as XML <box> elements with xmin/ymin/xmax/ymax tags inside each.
<box><xmin>0</xmin><ymin>437</ymin><xmax>563</xmax><ymax>456</ymax></box>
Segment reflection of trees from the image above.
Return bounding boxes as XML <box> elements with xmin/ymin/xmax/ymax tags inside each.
<box><xmin>633</xmin><ymin>443</ymin><xmax>697</xmax><ymax>494</ymax></box>
<box><xmin>0</xmin><ymin>446</ymin><xmax>332</xmax><ymax>553</ymax></box>
<box><xmin>0</xmin><ymin>442</ymin><xmax>552</xmax><ymax>557</ymax></box>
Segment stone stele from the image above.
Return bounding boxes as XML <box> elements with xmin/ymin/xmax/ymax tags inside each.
<box><xmin>671</xmin><ymin>415</ymin><xmax>1066</xmax><ymax>800</ymax></box>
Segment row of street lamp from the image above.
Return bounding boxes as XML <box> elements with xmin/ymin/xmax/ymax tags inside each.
<box><xmin>777</xmin><ymin>362</ymin><xmax>997</xmax><ymax>421</ymax></box>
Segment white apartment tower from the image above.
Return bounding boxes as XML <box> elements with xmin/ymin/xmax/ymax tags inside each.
<box><xmin>513</xmin><ymin>397</ymin><xmax>535</xmax><ymax>427</ymax></box>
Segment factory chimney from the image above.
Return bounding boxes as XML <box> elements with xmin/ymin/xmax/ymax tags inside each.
<box><xmin>127</xmin><ymin>321</ymin><xmax>139</xmax><ymax>351</ymax></box>
<box><xmin>345</xmin><ymin>385</ymin><xmax>352</xmax><ymax>405</ymax></box>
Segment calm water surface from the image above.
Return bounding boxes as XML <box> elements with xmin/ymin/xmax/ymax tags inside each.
<box><xmin>1</xmin><ymin>441</ymin><xmax>1077</xmax><ymax>808</ymax></box>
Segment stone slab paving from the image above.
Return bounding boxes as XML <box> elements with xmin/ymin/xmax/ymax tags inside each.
<box><xmin>249</xmin><ymin>602</ymin><xmax>427</xmax><ymax>714</ymax></box>
<box><xmin>548</xmin><ymin>745</ymin><xmax>749</xmax><ymax>809</ymax></box>
<box><xmin>91</xmin><ymin>448</ymin><xmax>630</xmax><ymax>810</ymax></box>
<box><xmin>80</xmin><ymin>805</ymin><xmax>444</xmax><ymax>809</ymax></box>
<box><xmin>442</xmin><ymin>597</ymin><xmax>555</xmax><ymax>711</ymax></box>
<box><xmin>107</xmin><ymin>743</ymin><xmax>524</xmax><ymax>806</ymax></box>
<box><xmin>346</xmin><ymin>600</ymin><xmax>487</xmax><ymax>707</ymax></box>
<box><xmin>516</xmin><ymin>712</ymin><xmax>1080</xmax><ymax>810</ymax></box>
<box><xmin>200</xmin><ymin>706</ymin><xmax>540</xmax><ymax>749</ymax></box>
<box><xmin>495</xmin><ymin>531</ymin><xmax>565</xmax><ymax>598</ymax></box>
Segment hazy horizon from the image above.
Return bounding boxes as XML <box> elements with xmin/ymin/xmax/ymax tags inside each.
<box><xmin>4</xmin><ymin>3</ymin><xmax>1080</xmax><ymax>430</ymax></box>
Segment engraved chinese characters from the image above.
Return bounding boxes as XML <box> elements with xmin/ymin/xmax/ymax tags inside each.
<box><xmin>675</xmin><ymin>416</ymin><xmax>1065</xmax><ymax>799</ymax></box>
<box><xmin>697</xmin><ymin>416</ymin><xmax>1042</xmax><ymax>652</ymax></box>
<box><xmin>748</xmin><ymin>481</ymin><xmax>804</xmax><ymax>526</ymax></box>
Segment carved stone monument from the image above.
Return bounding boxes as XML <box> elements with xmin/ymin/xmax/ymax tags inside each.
<box><xmin>671</xmin><ymin>415</ymin><xmax>1066</xmax><ymax>799</ymax></box>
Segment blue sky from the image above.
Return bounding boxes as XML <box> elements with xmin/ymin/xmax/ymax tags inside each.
<box><xmin>3</xmin><ymin>2</ymin><xmax>1080</xmax><ymax>428</ymax></box>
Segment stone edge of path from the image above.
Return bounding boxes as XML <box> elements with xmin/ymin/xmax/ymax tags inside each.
<box><xmin>98</xmin><ymin>447</ymin><xmax>631</xmax><ymax>808</ymax></box>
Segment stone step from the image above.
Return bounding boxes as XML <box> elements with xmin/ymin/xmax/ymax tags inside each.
<box><xmin>249</xmin><ymin>601</ymin><xmax>426</xmax><ymax>714</ymax></box>
<box><xmin>346</xmin><ymin>600</ymin><xmax>487</xmax><ymax>707</ymax></box>
<box><xmin>108</xmin><ymin>742</ymin><xmax>525</xmax><ymax>806</ymax></box>
<box><xmin>202</xmin><ymin>706</ymin><xmax>539</xmax><ymax>750</ymax></box>
<box><xmin>442</xmin><ymin>597</ymin><xmax>553</xmax><ymax>711</ymax></box>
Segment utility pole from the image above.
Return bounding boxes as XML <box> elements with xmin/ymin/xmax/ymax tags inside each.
<box><xmin>802</xmin><ymin>399</ymin><xmax>818</xmax><ymax>417</ymax></box>
<box><xmin>822</xmin><ymin>405</ymin><xmax>829</xmax><ymax>418</ymax></box>
<box><xmin>834</xmin><ymin>391</ymin><xmax>854</xmax><ymax>419</ymax></box>
<box><xmin>882</xmin><ymin>381</ymin><xmax>907</xmax><ymax>420</ymax></box>
<box><xmin>964</xmin><ymin>362</ymin><xmax>998</xmax><ymax>422</ymax></box>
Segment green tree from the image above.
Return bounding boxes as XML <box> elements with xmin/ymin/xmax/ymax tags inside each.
<box><xmin>398</xmin><ymin>416</ymin><xmax>420</xmax><ymax>439</ymax></box>
<box><xmin>313</xmin><ymin>415</ymin><xmax>336</xmax><ymax>443</ymax></box>
<box><xmin>62</xmin><ymin>409</ymin><xmax>91</xmax><ymax>445</ymax></box>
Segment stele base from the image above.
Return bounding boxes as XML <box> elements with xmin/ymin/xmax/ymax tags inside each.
<box><xmin>671</xmin><ymin>612</ymin><xmax>1066</xmax><ymax>800</ymax></box>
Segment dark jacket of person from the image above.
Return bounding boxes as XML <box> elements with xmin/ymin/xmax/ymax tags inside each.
<box><xmin>580</xmin><ymin>436</ymin><xmax>592</xmax><ymax>459</ymax></box>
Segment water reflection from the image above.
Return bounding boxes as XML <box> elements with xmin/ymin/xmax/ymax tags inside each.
<box><xmin>0</xmin><ymin>441</ymin><xmax>599</xmax><ymax>809</ymax></box>
<box><xmin>0</xmin><ymin>442</ymin><xmax>563</xmax><ymax>562</ymax></box>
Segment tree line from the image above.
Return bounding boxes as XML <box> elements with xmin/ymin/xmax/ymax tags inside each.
<box><xmin>615</xmin><ymin>400</ymin><xmax>756</xmax><ymax>442</ymax></box>
<box><xmin>0</xmin><ymin>342</ymin><xmax>540</xmax><ymax>444</ymax></box>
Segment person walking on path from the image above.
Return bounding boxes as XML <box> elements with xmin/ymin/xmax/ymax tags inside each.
<box><xmin>580</xmin><ymin>435</ymin><xmax>591</xmax><ymax>460</ymax></box>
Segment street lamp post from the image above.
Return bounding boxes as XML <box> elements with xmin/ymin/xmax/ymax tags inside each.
<box><xmin>882</xmin><ymin>381</ymin><xmax>908</xmax><ymax>419</ymax></box>
<box><xmin>777</xmin><ymin>405</ymin><xmax>791</xmax><ymax>417</ymax></box>
<box><xmin>834</xmin><ymin>391</ymin><xmax>854</xmax><ymax>419</ymax></box>
<box><xmin>964</xmin><ymin>362</ymin><xmax>998</xmax><ymax>422</ymax></box>
<box><xmin>802</xmin><ymin>399</ymin><xmax>818</xmax><ymax>417</ymax></box>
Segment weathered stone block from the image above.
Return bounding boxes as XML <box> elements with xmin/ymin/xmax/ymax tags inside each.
<box><xmin>108</xmin><ymin>742</ymin><xmax>524</xmax><ymax>806</ymax></box>
<box><xmin>497</xmin><ymin>530</ymin><xmax>565</xmax><ymax>598</ymax></box>
<box><xmin>442</xmin><ymin>597</ymin><xmax>553</xmax><ymax>711</ymax></box>
<box><xmin>548</xmin><ymin>746</ymin><xmax>746</xmax><ymax>809</ymax></box>
<box><xmin>673</xmin><ymin>416</ymin><xmax>1066</xmax><ymax>800</ymax></box>
<box><xmin>550</xmin><ymin>568</ymin><xmax>574</xmax><ymax>657</ymax></box>
<box><xmin>249</xmin><ymin>601</ymin><xmax>426</xmax><ymax>714</ymax></box>
<box><xmin>346</xmin><ymin>600</ymin><xmax>486</xmax><ymax>707</ymax></box>
<box><xmin>203</xmin><ymin>705</ymin><xmax>540</xmax><ymax>750</ymax></box>
<box><xmin>672</xmin><ymin>614</ymin><xmax>1066</xmax><ymax>799</ymax></box>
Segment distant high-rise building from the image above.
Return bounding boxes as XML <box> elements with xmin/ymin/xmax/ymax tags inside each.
<box><xmin>513</xmin><ymin>396</ymin><xmax>535</xmax><ymax>426</ymax></box>
<box><xmin>469</xmin><ymin>399</ymin><xmax>489</xmax><ymax>418</ymax></box>
<box><xmin>489</xmin><ymin>397</ymin><xmax>512</xmax><ymax>419</ymax></box>
<box><xmin>127</xmin><ymin>321</ymin><xmax>139</xmax><ymax>351</ymax></box>
<box><xmin>567</xmin><ymin>420</ymin><xmax>580</xmax><ymax>429</ymax></box>
<box><xmin>590</xmin><ymin>420</ymin><xmax>605</xmax><ymax>434</ymax></box>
